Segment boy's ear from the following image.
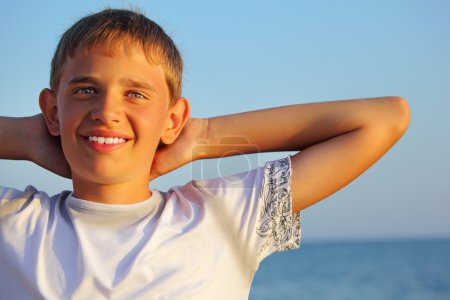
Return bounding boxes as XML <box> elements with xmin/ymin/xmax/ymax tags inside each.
<box><xmin>160</xmin><ymin>98</ymin><xmax>190</xmax><ymax>144</ymax></box>
<box><xmin>39</xmin><ymin>88</ymin><xmax>60</xmax><ymax>136</ymax></box>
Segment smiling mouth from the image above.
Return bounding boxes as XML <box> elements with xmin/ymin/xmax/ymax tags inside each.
<box><xmin>87</xmin><ymin>136</ymin><xmax>128</xmax><ymax>145</ymax></box>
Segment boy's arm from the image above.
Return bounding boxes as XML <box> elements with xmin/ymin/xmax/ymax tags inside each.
<box><xmin>202</xmin><ymin>96</ymin><xmax>410</xmax><ymax>212</ymax></box>
<box><xmin>0</xmin><ymin>115</ymin><xmax>70</xmax><ymax>178</ymax></box>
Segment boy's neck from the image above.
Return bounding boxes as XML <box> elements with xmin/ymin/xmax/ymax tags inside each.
<box><xmin>71</xmin><ymin>177</ymin><xmax>152</xmax><ymax>204</ymax></box>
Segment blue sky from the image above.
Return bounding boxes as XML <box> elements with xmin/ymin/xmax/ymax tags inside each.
<box><xmin>0</xmin><ymin>0</ymin><xmax>449</xmax><ymax>241</ymax></box>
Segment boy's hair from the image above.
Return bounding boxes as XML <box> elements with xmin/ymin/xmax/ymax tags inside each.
<box><xmin>50</xmin><ymin>8</ymin><xmax>182</xmax><ymax>105</ymax></box>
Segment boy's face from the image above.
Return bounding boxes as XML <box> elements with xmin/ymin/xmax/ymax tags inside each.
<box><xmin>44</xmin><ymin>43</ymin><xmax>181</xmax><ymax>200</ymax></box>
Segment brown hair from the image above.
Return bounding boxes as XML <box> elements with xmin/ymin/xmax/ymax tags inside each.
<box><xmin>50</xmin><ymin>8</ymin><xmax>182</xmax><ymax>104</ymax></box>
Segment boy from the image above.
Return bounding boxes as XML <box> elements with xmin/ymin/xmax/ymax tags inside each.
<box><xmin>0</xmin><ymin>8</ymin><xmax>410</xmax><ymax>300</ymax></box>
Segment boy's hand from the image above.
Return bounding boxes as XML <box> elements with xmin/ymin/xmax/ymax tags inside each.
<box><xmin>149</xmin><ymin>118</ymin><xmax>207</xmax><ymax>181</ymax></box>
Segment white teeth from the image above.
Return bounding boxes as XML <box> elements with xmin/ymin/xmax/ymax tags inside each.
<box><xmin>88</xmin><ymin>136</ymin><xmax>126</xmax><ymax>144</ymax></box>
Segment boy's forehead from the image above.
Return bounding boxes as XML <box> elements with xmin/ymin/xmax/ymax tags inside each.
<box><xmin>58</xmin><ymin>42</ymin><xmax>169</xmax><ymax>96</ymax></box>
<box><xmin>62</xmin><ymin>42</ymin><xmax>163</xmax><ymax>76</ymax></box>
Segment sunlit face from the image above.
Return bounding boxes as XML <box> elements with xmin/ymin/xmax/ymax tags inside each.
<box><xmin>54</xmin><ymin>44</ymin><xmax>172</xmax><ymax>195</ymax></box>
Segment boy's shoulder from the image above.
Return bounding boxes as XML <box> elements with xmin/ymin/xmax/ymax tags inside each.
<box><xmin>0</xmin><ymin>185</ymin><xmax>69</xmax><ymax>217</ymax></box>
<box><xmin>0</xmin><ymin>185</ymin><xmax>39</xmax><ymax>208</ymax></box>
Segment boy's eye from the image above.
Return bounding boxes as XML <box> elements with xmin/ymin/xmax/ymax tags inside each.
<box><xmin>127</xmin><ymin>91</ymin><xmax>146</xmax><ymax>99</ymax></box>
<box><xmin>75</xmin><ymin>87</ymin><xmax>97</xmax><ymax>95</ymax></box>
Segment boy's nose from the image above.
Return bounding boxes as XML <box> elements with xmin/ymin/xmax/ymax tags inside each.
<box><xmin>90</xmin><ymin>94</ymin><xmax>123</xmax><ymax>124</ymax></box>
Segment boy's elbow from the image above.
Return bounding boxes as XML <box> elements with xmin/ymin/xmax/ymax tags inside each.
<box><xmin>380</xmin><ymin>96</ymin><xmax>410</xmax><ymax>135</ymax></box>
<box><xmin>392</xmin><ymin>96</ymin><xmax>411</xmax><ymax>134</ymax></box>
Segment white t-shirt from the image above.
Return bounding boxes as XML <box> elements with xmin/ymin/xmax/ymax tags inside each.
<box><xmin>0</xmin><ymin>156</ymin><xmax>301</xmax><ymax>300</ymax></box>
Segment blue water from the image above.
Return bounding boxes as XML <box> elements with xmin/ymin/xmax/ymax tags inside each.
<box><xmin>249</xmin><ymin>239</ymin><xmax>450</xmax><ymax>300</ymax></box>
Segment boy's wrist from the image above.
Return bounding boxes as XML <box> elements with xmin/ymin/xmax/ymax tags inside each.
<box><xmin>189</xmin><ymin>117</ymin><xmax>210</xmax><ymax>161</ymax></box>
<box><xmin>191</xmin><ymin>116</ymin><xmax>259</xmax><ymax>161</ymax></box>
<box><xmin>26</xmin><ymin>114</ymin><xmax>48</xmax><ymax>164</ymax></box>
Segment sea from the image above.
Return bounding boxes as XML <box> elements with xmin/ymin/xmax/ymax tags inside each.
<box><xmin>249</xmin><ymin>238</ymin><xmax>450</xmax><ymax>300</ymax></box>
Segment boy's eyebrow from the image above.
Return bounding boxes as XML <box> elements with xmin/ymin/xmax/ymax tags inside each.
<box><xmin>67</xmin><ymin>76</ymin><xmax>100</xmax><ymax>86</ymax></box>
<box><xmin>119</xmin><ymin>78</ymin><xmax>158</xmax><ymax>93</ymax></box>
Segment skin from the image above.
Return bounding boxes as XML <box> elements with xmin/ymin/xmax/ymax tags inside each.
<box><xmin>204</xmin><ymin>98</ymin><xmax>410</xmax><ymax>212</ymax></box>
<box><xmin>145</xmin><ymin>97</ymin><xmax>410</xmax><ymax>213</ymax></box>
<box><xmin>39</xmin><ymin>43</ymin><xmax>190</xmax><ymax>204</ymax></box>
<box><xmin>0</xmin><ymin>43</ymin><xmax>411</xmax><ymax>212</ymax></box>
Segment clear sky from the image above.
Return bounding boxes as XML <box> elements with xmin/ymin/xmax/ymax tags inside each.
<box><xmin>0</xmin><ymin>0</ymin><xmax>449</xmax><ymax>241</ymax></box>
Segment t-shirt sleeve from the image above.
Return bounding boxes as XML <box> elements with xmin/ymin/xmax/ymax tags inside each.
<box><xmin>253</xmin><ymin>156</ymin><xmax>301</xmax><ymax>261</ymax></box>
<box><xmin>0</xmin><ymin>185</ymin><xmax>39</xmax><ymax>214</ymax></box>
<box><xmin>192</xmin><ymin>155</ymin><xmax>301</xmax><ymax>268</ymax></box>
